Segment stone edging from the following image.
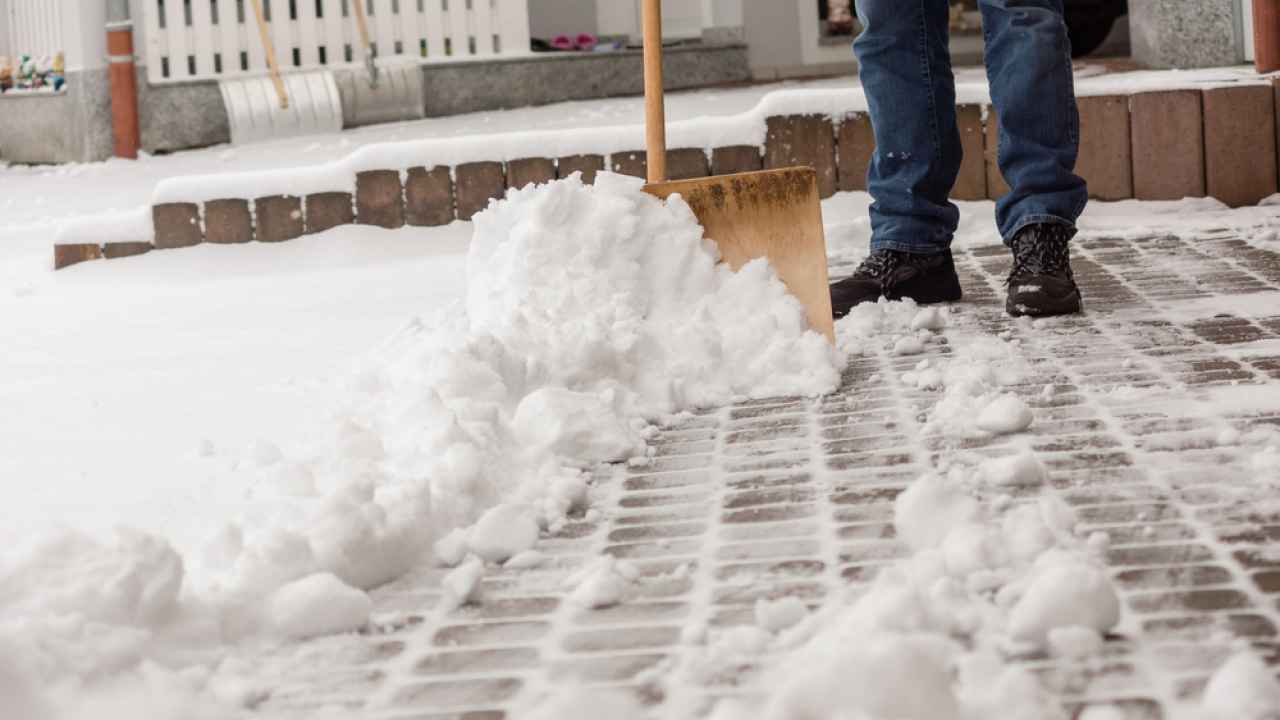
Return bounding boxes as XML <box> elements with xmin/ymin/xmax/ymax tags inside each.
<box><xmin>55</xmin><ymin>79</ymin><xmax>1280</xmax><ymax>270</ymax></box>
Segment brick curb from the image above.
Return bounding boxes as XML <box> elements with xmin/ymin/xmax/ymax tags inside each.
<box><xmin>55</xmin><ymin>83</ymin><xmax>1280</xmax><ymax>271</ymax></box>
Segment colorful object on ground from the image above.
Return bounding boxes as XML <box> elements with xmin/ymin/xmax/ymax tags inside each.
<box><xmin>0</xmin><ymin>53</ymin><xmax>66</xmax><ymax>93</ymax></box>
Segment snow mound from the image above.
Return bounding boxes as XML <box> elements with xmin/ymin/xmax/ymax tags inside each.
<box><xmin>3</xmin><ymin>173</ymin><xmax>843</xmax><ymax>718</ymax></box>
<box><xmin>1201</xmin><ymin>650</ymin><xmax>1280</xmax><ymax>719</ymax></box>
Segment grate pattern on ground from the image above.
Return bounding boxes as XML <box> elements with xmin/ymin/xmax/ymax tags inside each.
<box><xmin>248</xmin><ymin>230</ymin><xmax>1280</xmax><ymax>719</ymax></box>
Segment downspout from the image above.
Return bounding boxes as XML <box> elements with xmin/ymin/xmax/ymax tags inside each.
<box><xmin>1256</xmin><ymin>0</ymin><xmax>1280</xmax><ymax>73</ymax></box>
<box><xmin>106</xmin><ymin>0</ymin><xmax>140</xmax><ymax>159</ymax></box>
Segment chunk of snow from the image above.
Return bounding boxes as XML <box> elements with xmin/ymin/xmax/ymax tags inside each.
<box><xmin>893</xmin><ymin>336</ymin><xmax>926</xmax><ymax>356</ymax></box>
<box><xmin>979</xmin><ymin>451</ymin><xmax>1048</xmax><ymax>486</ymax></box>
<box><xmin>1007</xmin><ymin>562</ymin><xmax>1120</xmax><ymax>644</ymax></box>
<box><xmin>434</xmin><ymin>528</ymin><xmax>470</xmax><ymax>568</ymax></box>
<box><xmin>565</xmin><ymin>556</ymin><xmax>637</xmax><ymax>609</ymax></box>
<box><xmin>755</xmin><ymin>596</ymin><xmax>808</xmax><ymax>633</ymax></box>
<box><xmin>977</xmin><ymin>395</ymin><xmax>1034</xmax><ymax>435</ymax></box>
<box><xmin>268</xmin><ymin>573</ymin><xmax>372</xmax><ymax>639</ymax></box>
<box><xmin>1047</xmin><ymin>626</ymin><xmax>1105</xmax><ymax>660</ymax></box>
<box><xmin>440</xmin><ymin>555</ymin><xmax>485</xmax><ymax>611</ymax></box>
<box><xmin>512</xmin><ymin>387</ymin><xmax>638</xmax><ymax>464</ymax></box>
<box><xmin>911</xmin><ymin>306</ymin><xmax>947</xmax><ymax>331</ymax></box>
<box><xmin>504</xmin><ymin>550</ymin><xmax>546</xmax><ymax>569</ymax></box>
<box><xmin>1201</xmin><ymin>651</ymin><xmax>1280</xmax><ymax>720</ymax></box>
<box><xmin>468</xmin><ymin>504</ymin><xmax>540</xmax><ymax>564</ymax></box>
<box><xmin>894</xmin><ymin>475</ymin><xmax>981</xmax><ymax>551</ymax></box>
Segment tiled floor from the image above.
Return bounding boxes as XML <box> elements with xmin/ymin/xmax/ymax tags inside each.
<box><xmin>251</xmin><ymin>230</ymin><xmax>1280</xmax><ymax>719</ymax></box>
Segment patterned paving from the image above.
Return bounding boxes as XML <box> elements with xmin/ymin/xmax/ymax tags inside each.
<box><xmin>250</xmin><ymin>230</ymin><xmax>1280</xmax><ymax>719</ymax></box>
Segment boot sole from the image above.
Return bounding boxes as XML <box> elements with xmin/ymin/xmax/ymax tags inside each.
<box><xmin>1006</xmin><ymin>290</ymin><xmax>1083</xmax><ymax>317</ymax></box>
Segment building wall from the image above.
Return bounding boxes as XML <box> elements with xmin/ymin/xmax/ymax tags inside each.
<box><xmin>1129</xmin><ymin>0</ymin><xmax>1246</xmax><ymax>68</ymax></box>
<box><xmin>529</xmin><ymin>0</ymin><xmax>598</xmax><ymax>39</ymax></box>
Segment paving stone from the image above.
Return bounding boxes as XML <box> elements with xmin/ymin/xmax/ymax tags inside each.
<box><xmin>53</xmin><ymin>243</ymin><xmax>102</xmax><ymax>270</ymax></box>
<box><xmin>764</xmin><ymin>114</ymin><xmax>837</xmax><ymax>198</ymax></box>
<box><xmin>1203</xmin><ymin>85</ymin><xmax>1279</xmax><ymax>207</ymax></box>
<box><xmin>152</xmin><ymin>202</ymin><xmax>202</xmax><ymax>249</ymax></box>
<box><xmin>557</xmin><ymin>154</ymin><xmax>605</xmax><ymax>184</ymax></box>
<box><xmin>611</xmin><ymin>150</ymin><xmax>647</xmax><ymax>179</ymax></box>
<box><xmin>454</xmin><ymin>162</ymin><xmax>506</xmax><ymax>221</ymax></box>
<box><xmin>1076</xmin><ymin>94</ymin><xmax>1134</xmax><ymax>200</ymax></box>
<box><xmin>666</xmin><ymin>148</ymin><xmax>710</xmax><ymax>181</ymax></box>
<box><xmin>505</xmin><ymin>157</ymin><xmax>556</xmax><ymax>190</ymax></box>
<box><xmin>1130</xmin><ymin>90</ymin><xmax>1206</xmax><ymax>201</ymax></box>
<box><xmin>102</xmin><ymin>242</ymin><xmax>152</xmax><ymax>260</ymax></box>
<box><xmin>305</xmin><ymin>192</ymin><xmax>355</xmax><ymax>235</ymax></box>
<box><xmin>204</xmin><ymin>198</ymin><xmax>253</xmax><ymax>244</ymax></box>
<box><xmin>836</xmin><ymin>112</ymin><xmax>874</xmax><ymax>193</ymax></box>
<box><xmin>711</xmin><ymin>145</ymin><xmax>763</xmax><ymax>176</ymax></box>
<box><xmin>405</xmin><ymin>166</ymin><xmax>455</xmax><ymax>227</ymax></box>
<box><xmin>356</xmin><ymin>170</ymin><xmax>405</xmax><ymax>229</ymax></box>
<box><xmin>255</xmin><ymin>195</ymin><xmax>304</xmax><ymax>242</ymax></box>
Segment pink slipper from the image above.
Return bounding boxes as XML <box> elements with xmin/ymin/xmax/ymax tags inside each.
<box><xmin>575</xmin><ymin>33</ymin><xmax>598</xmax><ymax>51</ymax></box>
<box><xmin>551</xmin><ymin>35</ymin><xmax>574</xmax><ymax>51</ymax></box>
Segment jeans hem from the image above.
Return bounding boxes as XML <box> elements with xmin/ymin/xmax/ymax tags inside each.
<box><xmin>870</xmin><ymin>238</ymin><xmax>953</xmax><ymax>255</ymax></box>
<box><xmin>1003</xmin><ymin>214</ymin><xmax>1076</xmax><ymax>245</ymax></box>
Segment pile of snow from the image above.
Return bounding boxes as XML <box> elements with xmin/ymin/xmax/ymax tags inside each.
<box><xmin>0</xmin><ymin>173</ymin><xmax>841</xmax><ymax>718</ymax></box>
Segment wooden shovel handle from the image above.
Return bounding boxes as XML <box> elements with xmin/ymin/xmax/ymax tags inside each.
<box><xmin>248</xmin><ymin>0</ymin><xmax>288</xmax><ymax>109</ymax></box>
<box><xmin>642</xmin><ymin>0</ymin><xmax>666</xmax><ymax>184</ymax></box>
<box><xmin>352</xmin><ymin>0</ymin><xmax>374</xmax><ymax>51</ymax></box>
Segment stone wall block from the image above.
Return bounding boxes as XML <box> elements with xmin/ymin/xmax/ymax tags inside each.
<box><xmin>1131</xmin><ymin>90</ymin><xmax>1205</xmax><ymax>201</ymax></box>
<box><xmin>102</xmin><ymin>242</ymin><xmax>153</xmax><ymax>259</ymax></box>
<box><xmin>764</xmin><ymin>114</ymin><xmax>837</xmax><ymax>198</ymax></box>
<box><xmin>984</xmin><ymin>108</ymin><xmax>1010</xmax><ymax>200</ymax></box>
<box><xmin>405</xmin><ymin>166</ymin><xmax>456</xmax><ymax>227</ymax></box>
<box><xmin>666</xmin><ymin>149</ymin><xmax>711</xmax><ymax>180</ymax></box>
<box><xmin>153</xmin><ymin>203</ymin><xmax>203</xmax><ymax>249</ymax></box>
<box><xmin>305</xmin><ymin>192</ymin><xmax>355</xmax><ymax>235</ymax></box>
<box><xmin>557</xmin><ymin>154</ymin><xmax>605</xmax><ymax>184</ymax></box>
<box><xmin>711</xmin><ymin>146</ymin><xmax>763</xmax><ymax>176</ymax></box>
<box><xmin>356</xmin><ymin>170</ymin><xmax>406</xmax><ymax>228</ymax></box>
<box><xmin>954</xmin><ymin>105</ymin><xmax>988</xmax><ymax>201</ymax></box>
<box><xmin>455</xmin><ymin>161</ymin><xmax>507</xmax><ymax>221</ymax></box>
<box><xmin>53</xmin><ymin>243</ymin><xmax>103</xmax><ymax>270</ymax></box>
<box><xmin>836</xmin><ymin>112</ymin><xmax>874</xmax><ymax>194</ymax></box>
<box><xmin>1203</xmin><ymin>85</ymin><xmax>1278</xmax><ymax>207</ymax></box>
<box><xmin>204</xmin><ymin>198</ymin><xmax>253</xmax><ymax>244</ymax></box>
<box><xmin>1076</xmin><ymin>95</ymin><xmax>1134</xmax><ymax>201</ymax></box>
<box><xmin>506</xmin><ymin>157</ymin><xmax>557</xmax><ymax>190</ymax></box>
<box><xmin>611</xmin><ymin>151</ymin><xmax>647</xmax><ymax>180</ymax></box>
<box><xmin>255</xmin><ymin>195</ymin><xmax>305</xmax><ymax>243</ymax></box>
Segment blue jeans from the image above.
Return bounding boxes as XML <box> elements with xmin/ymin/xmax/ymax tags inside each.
<box><xmin>853</xmin><ymin>0</ymin><xmax>1088</xmax><ymax>253</ymax></box>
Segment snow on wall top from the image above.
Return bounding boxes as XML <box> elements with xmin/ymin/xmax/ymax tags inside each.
<box><xmin>150</xmin><ymin>67</ymin><xmax>1275</xmax><ymax>205</ymax></box>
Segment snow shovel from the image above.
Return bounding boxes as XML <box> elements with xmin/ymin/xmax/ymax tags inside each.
<box><xmin>638</xmin><ymin>0</ymin><xmax>835</xmax><ymax>342</ymax></box>
<box><xmin>219</xmin><ymin>0</ymin><xmax>343</xmax><ymax>144</ymax></box>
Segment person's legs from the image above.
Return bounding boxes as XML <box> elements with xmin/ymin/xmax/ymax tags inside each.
<box><xmin>831</xmin><ymin>0</ymin><xmax>964</xmax><ymax>317</ymax></box>
<box><xmin>855</xmin><ymin>0</ymin><xmax>962</xmax><ymax>254</ymax></box>
<box><xmin>979</xmin><ymin>0</ymin><xmax>1088</xmax><ymax>316</ymax></box>
<box><xmin>979</xmin><ymin>0</ymin><xmax>1088</xmax><ymax>241</ymax></box>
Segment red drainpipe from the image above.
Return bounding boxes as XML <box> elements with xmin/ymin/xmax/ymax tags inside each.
<box><xmin>1257</xmin><ymin>0</ymin><xmax>1280</xmax><ymax>74</ymax></box>
<box><xmin>106</xmin><ymin>3</ymin><xmax>141</xmax><ymax>159</ymax></box>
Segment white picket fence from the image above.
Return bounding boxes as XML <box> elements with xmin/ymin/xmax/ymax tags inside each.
<box><xmin>3</xmin><ymin>0</ymin><xmax>65</xmax><ymax>57</ymax></box>
<box><xmin>142</xmin><ymin>0</ymin><xmax>531</xmax><ymax>84</ymax></box>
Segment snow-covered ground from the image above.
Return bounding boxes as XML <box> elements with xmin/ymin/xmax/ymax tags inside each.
<box><xmin>4</xmin><ymin>67</ymin><xmax>1280</xmax><ymax>719</ymax></box>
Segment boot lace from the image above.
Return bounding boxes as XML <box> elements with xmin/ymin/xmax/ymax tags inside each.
<box><xmin>1008</xmin><ymin>225</ymin><xmax>1074</xmax><ymax>282</ymax></box>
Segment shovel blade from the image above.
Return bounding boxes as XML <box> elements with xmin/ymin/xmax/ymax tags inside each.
<box><xmin>645</xmin><ymin>167</ymin><xmax>836</xmax><ymax>343</ymax></box>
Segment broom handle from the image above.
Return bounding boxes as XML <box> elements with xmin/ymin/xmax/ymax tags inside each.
<box><xmin>248</xmin><ymin>0</ymin><xmax>288</xmax><ymax>109</ymax></box>
<box><xmin>642</xmin><ymin>0</ymin><xmax>666</xmax><ymax>184</ymax></box>
<box><xmin>353</xmin><ymin>0</ymin><xmax>374</xmax><ymax>53</ymax></box>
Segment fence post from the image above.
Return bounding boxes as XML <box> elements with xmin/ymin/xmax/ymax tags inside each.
<box><xmin>107</xmin><ymin>0</ymin><xmax>140</xmax><ymax>159</ymax></box>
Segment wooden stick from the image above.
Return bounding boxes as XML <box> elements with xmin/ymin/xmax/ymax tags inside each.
<box><xmin>641</xmin><ymin>0</ymin><xmax>666</xmax><ymax>184</ymax></box>
<box><xmin>248</xmin><ymin>0</ymin><xmax>288</xmax><ymax>109</ymax></box>
<box><xmin>352</xmin><ymin>0</ymin><xmax>374</xmax><ymax>50</ymax></box>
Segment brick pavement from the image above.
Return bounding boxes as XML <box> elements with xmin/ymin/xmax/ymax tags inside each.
<box><xmin>250</xmin><ymin>230</ymin><xmax>1280</xmax><ymax>719</ymax></box>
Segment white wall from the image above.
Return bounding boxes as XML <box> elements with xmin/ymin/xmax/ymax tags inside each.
<box><xmin>1</xmin><ymin>0</ymin><xmax>105</xmax><ymax>72</ymax></box>
<box><xmin>0</xmin><ymin>0</ymin><xmax>10</xmax><ymax>57</ymax></box>
<box><xmin>1242</xmin><ymin>0</ymin><xmax>1255</xmax><ymax>61</ymax></box>
<box><xmin>529</xmin><ymin>0</ymin><xmax>598</xmax><ymax>39</ymax></box>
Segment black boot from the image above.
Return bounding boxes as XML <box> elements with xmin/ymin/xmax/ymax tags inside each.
<box><xmin>1005</xmin><ymin>223</ymin><xmax>1083</xmax><ymax>317</ymax></box>
<box><xmin>830</xmin><ymin>249</ymin><xmax>963</xmax><ymax>319</ymax></box>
